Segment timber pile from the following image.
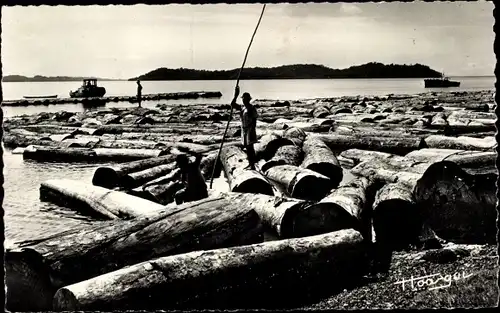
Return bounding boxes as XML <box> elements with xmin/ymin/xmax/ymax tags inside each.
<box><xmin>4</xmin><ymin>89</ymin><xmax>497</xmax><ymax>311</ymax></box>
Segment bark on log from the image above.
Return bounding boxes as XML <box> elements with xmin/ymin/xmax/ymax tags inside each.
<box><xmin>6</xmin><ymin>194</ymin><xmax>263</xmax><ymax>311</ymax></box>
<box><xmin>92</xmin><ymin>154</ymin><xmax>178</xmax><ymax>189</ymax></box>
<box><xmin>219</xmin><ymin>145</ymin><xmax>274</xmax><ymax>195</ymax></box>
<box><xmin>124</xmin><ymin>162</ymin><xmax>178</xmax><ymax>189</ymax></box>
<box><xmin>317</xmin><ymin>177</ymin><xmax>378</xmax><ymax>242</ymax></box>
<box><xmin>261</xmin><ymin>145</ymin><xmax>302</xmax><ymax>173</ymax></box>
<box><xmin>282</xmin><ymin>127</ymin><xmax>307</xmax><ymax>147</ymax></box>
<box><xmin>264</xmin><ymin>165</ymin><xmax>333</xmax><ymax>201</ymax></box>
<box><xmin>423</xmin><ymin>135</ymin><xmax>496</xmax><ymax>151</ymax></box>
<box><xmin>414</xmin><ymin>161</ymin><xmax>497</xmax><ymax>244</ymax></box>
<box><xmin>311</xmin><ymin>134</ymin><xmax>426</xmax><ymax>155</ymax></box>
<box><xmin>199</xmin><ymin>151</ymin><xmax>222</xmax><ymax>179</ymax></box>
<box><xmin>93</xmin><ymin>148</ymin><xmax>164</xmax><ymax>162</ymax></box>
<box><xmin>52</xmin><ymin>229</ymin><xmax>367</xmax><ymax>311</ymax></box>
<box><xmin>301</xmin><ymin>137</ymin><xmax>343</xmax><ymax>187</ymax></box>
<box><xmin>40</xmin><ymin>179</ymin><xmax>167</xmax><ymax>219</ymax></box>
<box><xmin>254</xmin><ymin>133</ymin><xmax>293</xmax><ymax>161</ymax></box>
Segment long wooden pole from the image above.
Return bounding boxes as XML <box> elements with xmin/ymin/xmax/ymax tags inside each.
<box><xmin>209</xmin><ymin>4</ymin><xmax>267</xmax><ymax>189</ymax></box>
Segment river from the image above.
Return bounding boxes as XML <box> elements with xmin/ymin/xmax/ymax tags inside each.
<box><xmin>1</xmin><ymin>77</ymin><xmax>495</xmax><ymax>243</ymax></box>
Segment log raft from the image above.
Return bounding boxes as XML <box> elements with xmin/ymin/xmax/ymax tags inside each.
<box><xmin>2</xmin><ymin>91</ymin><xmax>223</xmax><ymax>107</ymax></box>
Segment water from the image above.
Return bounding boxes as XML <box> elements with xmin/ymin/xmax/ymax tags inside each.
<box><xmin>1</xmin><ymin>77</ymin><xmax>495</xmax><ymax>117</ymax></box>
<box><xmin>1</xmin><ymin>77</ymin><xmax>494</xmax><ymax>243</ymax></box>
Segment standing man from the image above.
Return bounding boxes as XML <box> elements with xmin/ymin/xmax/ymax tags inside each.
<box><xmin>231</xmin><ymin>86</ymin><xmax>258</xmax><ymax>170</ymax></box>
<box><xmin>136</xmin><ymin>80</ymin><xmax>143</xmax><ymax>107</ymax></box>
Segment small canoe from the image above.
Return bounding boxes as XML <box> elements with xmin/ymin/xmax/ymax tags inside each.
<box><xmin>23</xmin><ymin>95</ymin><xmax>58</xmax><ymax>99</ymax></box>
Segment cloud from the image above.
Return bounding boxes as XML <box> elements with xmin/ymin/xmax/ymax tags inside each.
<box><xmin>340</xmin><ymin>3</ymin><xmax>362</xmax><ymax>15</ymax></box>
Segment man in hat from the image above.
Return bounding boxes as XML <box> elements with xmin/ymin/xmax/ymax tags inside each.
<box><xmin>136</xmin><ymin>80</ymin><xmax>143</xmax><ymax>107</ymax></box>
<box><xmin>173</xmin><ymin>152</ymin><xmax>208</xmax><ymax>205</ymax></box>
<box><xmin>231</xmin><ymin>86</ymin><xmax>258</xmax><ymax>170</ymax></box>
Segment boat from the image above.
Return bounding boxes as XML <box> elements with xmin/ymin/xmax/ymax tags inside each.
<box><xmin>23</xmin><ymin>95</ymin><xmax>58</xmax><ymax>99</ymax></box>
<box><xmin>69</xmin><ymin>78</ymin><xmax>106</xmax><ymax>98</ymax></box>
<box><xmin>424</xmin><ymin>72</ymin><xmax>460</xmax><ymax>88</ymax></box>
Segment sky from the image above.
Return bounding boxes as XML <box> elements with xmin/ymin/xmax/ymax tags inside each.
<box><xmin>1</xmin><ymin>2</ymin><xmax>494</xmax><ymax>79</ymax></box>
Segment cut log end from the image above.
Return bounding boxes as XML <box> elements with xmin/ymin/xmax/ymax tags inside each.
<box><xmin>305</xmin><ymin>162</ymin><xmax>343</xmax><ymax>188</ymax></box>
<box><xmin>373</xmin><ymin>198</ymin><xmax>421</xmax><ymax>249</ymax></box>
<box><xmin>92</xmin><ymin>167</ymin><xmax>119</xmax><ymax>188</ymax></box>
<box><xmin>291</xmin><ymin>202</ymin><xmax>360</xmax><ymax>238</ymax></box>
<box><xmin>53</xmin><ymin>288</ymin><xmax>78</xmax><ymax>311</ymax></box>
<box><xmin>233</xmin><ymin>176</ymin><xmax>274</xmax><ymax>196</ymax></box>
<box><xmin>5</xmin><ymin>249</ymin><xmax>54</xmax><ymax>311</ymax></box>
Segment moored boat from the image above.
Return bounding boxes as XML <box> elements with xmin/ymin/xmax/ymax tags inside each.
<box><xmin>70</xmin><ymin>78</ymin><xmax>106</xmax><ymax>98</ymax></box>
<box><xmin>424</xmin><ymin>72</ymin><xmax>460</xmax><ymax>88</ymax></box>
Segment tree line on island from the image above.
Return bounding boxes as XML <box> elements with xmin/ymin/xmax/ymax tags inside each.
<box><xmin>3</xmin><ymin>63</ymin><xmax>442</xmax><ymax>82</ymax></box>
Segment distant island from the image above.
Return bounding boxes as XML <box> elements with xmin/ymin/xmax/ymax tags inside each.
<box><xmin>130</xmin><ymin>62</ymin><xmax>443</xmax><ymax>81</ymax></box>
<box><xmin>2</xmin><ymin>75</ymin><xmax>121</xmax><ymax>82</ymax></box>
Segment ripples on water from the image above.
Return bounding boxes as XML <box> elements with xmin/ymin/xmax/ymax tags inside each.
<box><xmin>3</xmin><ymin>150</ymin><xmax>114</xmax><ymax>244</ymax></box>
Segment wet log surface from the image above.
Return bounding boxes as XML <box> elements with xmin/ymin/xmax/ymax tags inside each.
<box><xmin>52</xmin><ymin>229</ymin><xmax>368</xmax><ymax>311</ymax></box>
<box><xmin>5</xmin><ymin>193</ymin><xmax>264</xmax><ymax>311</ymax></box>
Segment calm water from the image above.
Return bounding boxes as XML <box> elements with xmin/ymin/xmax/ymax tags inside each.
<box><xmin>1</xmin><ymin>77</ymin><xmax>495</xmax><ymax>117</ymax></box>
<box><xmin>1</xmin><ymin>77</ymin><xmax>494</xmax><ymax>243</ymax></box>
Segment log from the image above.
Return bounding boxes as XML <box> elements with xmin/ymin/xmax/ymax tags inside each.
<box><xmin>52</xmin><ymin>229</ymin><xmax>368</xmax><ymax>311</ymax></box>
<box><xmin>93</xmin><ymin>148</ymin><xmax>164</xmax><ymax>162</ymax></box>
<box><xmin>254</xmin><ymin>133</ymin><xmax>293</xmax><ymax>161</ymax></box>
<box><xmin>311</xmin><ymin>134</ymin><xmax>426</xmax><ymax>155</ymax></box>
<box><xmin>40</xmin><ymin>179</ymin><xmax>167</xmax><ymax>219</ymax></box>
<box><xmin>282</xmin><ymin>126</ymin><xmax>307</xmax><ymax>147</ymax></box>
<box><xmin>2</xmin><ymin>132</ymin><xmax>58</xmax><ymax>148</ymax></box>
<box><xmin>301</xmin><ymin>137</ymin><xmax>343</xmax><ymax>187</ymax></box>
<box><xmin>218</xmin><ymin>192</ymin><xmax>357</xmax><ymax>239</ymax></box>
<box><xmin>124</xmin><ymin>162</ymin><xmax>177</xmax><ymax>189</ymax></box>
<box><xmin>23</xmin><ymin>145</ymin><xmax>98</xmax><ymax>162</ymax></box>
<box><xmin>130</xmin><ymin>168</ymin><xmax>184</xmax><ymax>204</ymax></box>
<box><xmin>219</xmin><ymin>145</ymin><xmax>274</xmax><ymax>195</ymax></box>
<box><xmin>338</xmin><ymin>149</ymin><xmax>399</xmax><ymax>169</ymax></box>
<box><xmin>261</xmin><ymin>144</ymin><xmax>302</xmax><ymax>173</ymax></box>
<box><xmin>423</xmin><ymin>135</ymin><xmax>496</xmax><ymax>151</ymax></box>
<box><xmin>372</xmin><ymin>182</ymin><xmax>421</xmax><ymax>249</ymax></box>
<box><xmin>316</xmin><ymin>177</ymin><xmax>378</xmax><ymax>242</ymax></box>
<box><xmin>414</xmin><ymin>161</ymin><xmax>497</xmax><ymax>244</ymax></box>
<box><xmin>92</xmin><ymin>154</ymin><xmax>178</xmax><ymax>188</ymax></box>
<box><xmin>264</xmin><ymin>165</ymin><xmax>333</xmax><ymax>201</ymax></box>
<box><xmin>6</xmin><ymin>193</ymin><xmax>263</xmax><ymax>311</ymax></box>
<box><xmin>199</xmin><ymin>151</ymin><xmax>222</xmax><ymax>179</ymax></box>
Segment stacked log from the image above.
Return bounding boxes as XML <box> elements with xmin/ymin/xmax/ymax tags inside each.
<box><xmin>52</xmin><ymin>229</ymin><xmax>368</xmax><ymax>311</ymax></box>
<box><xmin>301</xmin><ymin>136</ymin><xmax>343</xmax><ymax>187</ymax></box>
<box><xmin>264</xmin><ymin>165</ymin><xmax>332</xmax><ymax>201</ymax></box>
<box><xmin>261</xmin><ymin>145</ymin><xmax>302</xmax><ymax>173</ymax></box>
<box><xmin>254</xmin><ymin>133</ymin><xmax>293</xmax><ymax>161</ymax></box>
<box><xmin>6</xmin><ymin>193</ymin><xmax>264</xmax><ymax>311</ymax></box>
<box><xmin>219</xmin><ymin>145</ymin><xmax>274</xmax><ymax>195</ymax></box>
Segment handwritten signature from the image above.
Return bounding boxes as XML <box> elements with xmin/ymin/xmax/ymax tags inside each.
<box><xmin>394</xmin><ymin>271</ymin><xmax>473</xmax><ymax>291</ymax></box>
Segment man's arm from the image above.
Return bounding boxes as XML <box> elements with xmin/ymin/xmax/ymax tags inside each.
<box><xmin>231</xmin><ymin>86</ymin><xmax>241</xmax><ymax>110</ymax></box>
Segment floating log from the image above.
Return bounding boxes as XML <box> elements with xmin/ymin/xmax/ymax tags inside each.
<box><xmin>423</xmin><ymin>135</ymin><xmax>496</xmax><ymax>151</ymax></box>
<box><xmin>94</xmin><ymin>148</ymin><xmax>163</xmax><ymax>161</ymax></box>
<box><xmin>264</xmin><ymin>165</ymin><xmax>332</xmax><ymax>201</ymax></box>
<box><xmin>23</xmin><ymin>145</ymin><xmax>98</xmax><ymax>162</ymax></box>
<box><xmin>414</xmin><ymin>161</ymin><xmax>497</xmax><ymax>244</ymax></box>
<box><xmin>6</xmin><ymin>193</ymin><xmax>263</xmax><ymax>311</ymax></box>
<box><xmin>40</xmin><ymin>179</ymin><xmax>167</xmax><ymax>219</ymax></box>
<box><xmin>337</xmin><ymin>149</ymin><xmax>399</xmax><ymax>169</ymax></box>
<box><xmin>301</xmin><ymin>137</ymin><xmax>343</xmax><ymax>187</ymax></box>
<box><xmin>311</xmin><ymin>134</ymin><xmax>426</xmax><ymax>155</ymax></box>
<box><xmin>2</xmin><ymin>133</ymin><xmax>58</xmax><ymax>148</ymax></box>
<box><xmin>52</xmin><ymin>229</ymin><xmax>367</xmax><ymax>311</ymax></box>
<box><xmin>261</xmin><ymin>144</ymin><xmax>302</xmax><ymax>173</ymax></box>
<box><xmin>199</xmin><ymin>151</ymin><xmax>222</xmax><ymax>179</ymax></box>
<box><xmin>316</xmin><ymin>177</ymin><xmax>378</xmax><ymax>242</ymax></box>
<box><xmin>219</xmin><ymin>145</ymin><xmax>274</xmax><ymax>195</ymax></box>
<box><xmin>254</xmin><ymin>133</ymin><xmax>293</xmax><ymax>161</ymax></box>
<box><xmin>92</xmin><ymin>154</ymin><xmax>178</xmax><ymax>189</ymax></box>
